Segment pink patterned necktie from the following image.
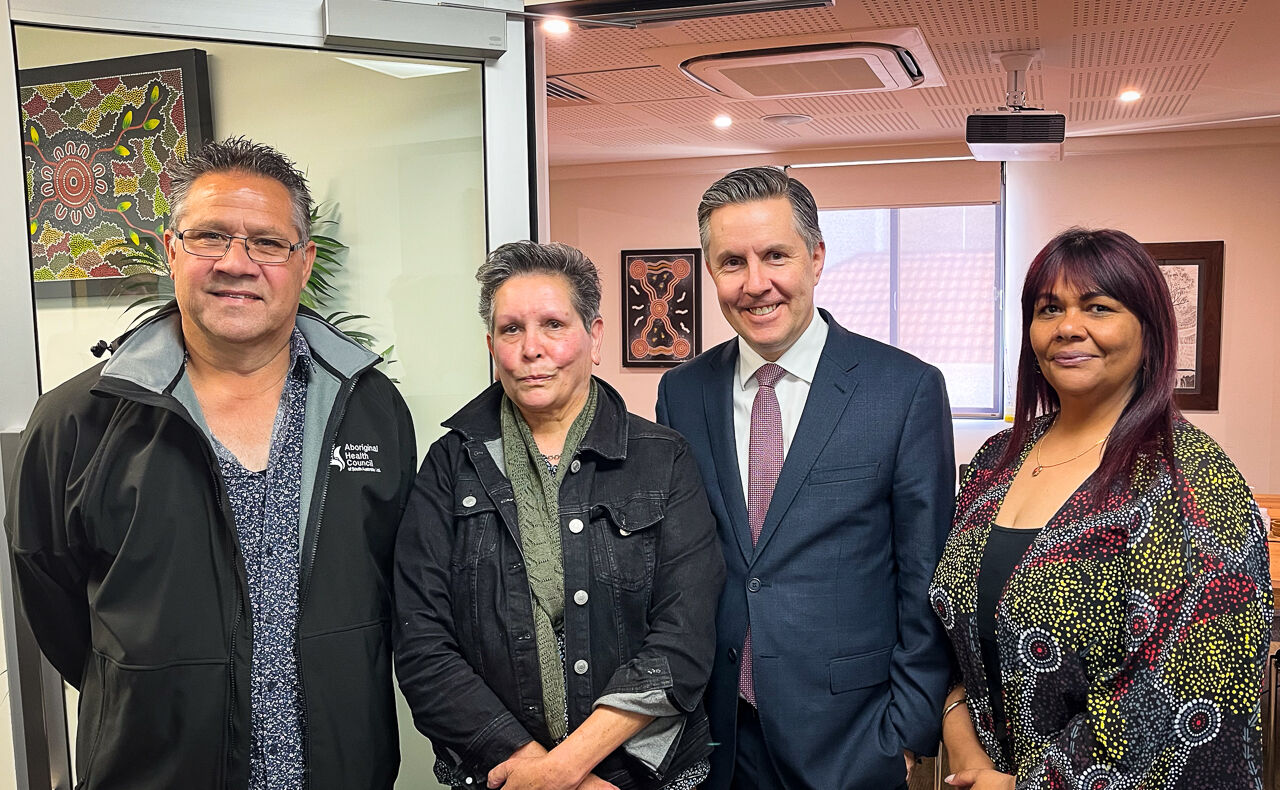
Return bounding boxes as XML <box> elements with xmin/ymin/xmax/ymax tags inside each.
<box><xmin>739</xmin><ymin>362</ymin><xmax>785</xmax><ymax>707</ymax></box>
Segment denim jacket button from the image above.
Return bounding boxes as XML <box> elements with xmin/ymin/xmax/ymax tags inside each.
<box><xmin>574</xmin><ymin>589</ymin><xmax>589</xmax><ymax>605</ymax></box>
<box><xmin>568</xmin><ymin>518</ymin><xmax>584</xmax><ymax>533</ymax></box>
<box><xmin>573</xmin><ymin>659</ymin><xmax>589</xmax><ymax>675</ymax></box>
<box><xmin>618</xmin><ymin>528</ymin><xmax>631</xmax><ymax>537</ymax></box>
<box><xmin>570</xmin><ymin>459</ymin><xmax>581</xmax><ymax>473</ymax></box>
<box><xmin>462</xmin><ymin>495</ymin><xmax>477</xmax><ymax>507</ymax></box>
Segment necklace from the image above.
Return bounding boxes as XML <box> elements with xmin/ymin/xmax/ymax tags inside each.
<box><xmin>539</xmin><ymin>451</ymin><xmax>562</xmax><ymax>463</ymax></box>
<box><xmin>1031</xmin><ymin>428</ymin><xmax>1110</xmax><ymax>477</ymax></box>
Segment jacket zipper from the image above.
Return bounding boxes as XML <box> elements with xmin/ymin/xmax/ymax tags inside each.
<box><xmin>294</xmin><ymin>374</ymin><xmax>360</xmax><ymax>789</ymax></box>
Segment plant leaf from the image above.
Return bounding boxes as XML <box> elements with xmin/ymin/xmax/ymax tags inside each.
<box><xmin>129</xmin><ymin>231</ymin><xmax>140</xmax><ymax>245</ymax></box>
<box><xmin>117</xmin><ymin>201</ymin><xmax>133</xmax><ymax>212</ymax></box>
<box><xmin>115</xmin><ymin>145</ymin><xmax>130</xmax><ymax>157</ymax></box>
<box><xmin>122</xmin><ymin>110</ymin><xmax>133</xmax><ymax>128</ymax></box>
<box><xmin>144</xmin><ymin>118</ymin><xmax>160</xmax><ymax>130</ymax></box>
<box><xmin>150</xmin><ymin>85</ymin><xmax>160</xmax><ymax>103</ymax></box>
<box><xmin>30</xmin><ymin>220</ymin><xmax>37</xmax><ymax>235</ymax></box>
<box><xmin>30</xmin><ymin>126</ymin><xmax>38</xmax><ymax>144</ymax></box>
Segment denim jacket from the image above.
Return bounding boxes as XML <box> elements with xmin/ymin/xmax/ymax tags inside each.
<box><xmin>394</xmin><ymin>377</ymin><xmax>725</xmax><ymax>790</ymax></box>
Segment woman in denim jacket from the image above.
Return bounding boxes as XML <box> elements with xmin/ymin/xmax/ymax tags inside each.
<box><xmin>394</xmin><ymin>241</ymin><xmax>725</xmax><ymax>790</ymax></box>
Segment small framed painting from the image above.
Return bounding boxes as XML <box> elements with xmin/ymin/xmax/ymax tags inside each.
<box><xmin>621</xmin><ymin>248</ymin><xmax>701</xmax><ymax>368</ymax></box>
<box><xmin>1146</xmin><ymin>240</ymin><xmax>1223</xmax><ymax>411</ymax></box>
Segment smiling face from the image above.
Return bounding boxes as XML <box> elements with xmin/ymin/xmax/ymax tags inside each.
<box><xmin>705</xmin><ymin>197</ymin><xmax>824</xmax><ymax>361</ymax></box>
<box><xmin>1030</xmin><ymin>275</ymin><xmax>1144</xmax><ymax>410</ymax></box>
<box><xmin>487</xmin><ymin>273</ymin><xmax>603</xmax><ymax>424</ymax></box>
<box><xmin>165</xmin><ymin>171</ymin><xmax>314</xmax><ymax>356</ymax></box>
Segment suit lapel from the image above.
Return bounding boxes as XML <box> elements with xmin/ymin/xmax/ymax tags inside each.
<box><xmin>752</xmin><ymin>319</ymin><xmax>860</xmax><ymax>560</ymax></box>
<box><xmin>703</xmin><ymin>341</ymin><xmax>753</xmax><ymax>563</ymax></box>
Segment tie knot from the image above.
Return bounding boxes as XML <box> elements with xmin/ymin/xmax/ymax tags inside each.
<box><xmin>755</xmin><ymin>362</ymin><xmax>786</xmax><ymax>389</ymax></box>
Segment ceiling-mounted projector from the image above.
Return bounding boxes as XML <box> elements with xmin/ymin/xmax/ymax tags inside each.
<box><xmin>966</xmin><ymin>110</ymin><xmax>1066</xmax><ymax>161</ymax></box>
<box><xmin>966</xmin><ymin>51</ymin><xmax>1064</xmax><ymax>161</ymax></box>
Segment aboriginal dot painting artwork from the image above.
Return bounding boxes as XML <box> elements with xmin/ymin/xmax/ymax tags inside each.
<box><xmin>20</xmin><ymin>50</ymin><xmax>213</xmax><ymax>287</ymax></box>
<box><xmin>622</xmin><ymin>249</ymin><xmax>701</xmax><ymax>368</ymax></box>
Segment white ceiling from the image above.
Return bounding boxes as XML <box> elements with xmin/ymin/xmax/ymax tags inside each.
<box><xmin>534</xmin><ymin>0</ymin><xmax>1280</xmax><ymax>165</ymax></box>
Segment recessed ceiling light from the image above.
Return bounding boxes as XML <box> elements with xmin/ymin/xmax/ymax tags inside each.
<box><xmin>336</xmin><ymin>57</ymin><xmax>469</xmax><ymax>79</ymax></box>
<box><xmin>713</xmin><ymin>114</ymin><xmax>733</xmax><ymax>128</ymax></box>
<box><xmin>1119</xmin><ymin>89</ymin><xmax>1142</xmax><ymax>102</ymax></box>
<box><xmin>542</xmin><ymin>17</ymin><xmax>571</xmax><ymax>35</ymax></box>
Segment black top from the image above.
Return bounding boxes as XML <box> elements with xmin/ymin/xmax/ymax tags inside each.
<box><xmin>977</xmin><ymin>524</ymin><xmax>1041</xmax><ymax>755</ymax></box>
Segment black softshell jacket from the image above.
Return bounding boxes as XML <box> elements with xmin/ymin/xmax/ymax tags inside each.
<box><xmin>4</xmin><ymin>305</ymin><xmax>416</xmax><ymax>789</ymax></box>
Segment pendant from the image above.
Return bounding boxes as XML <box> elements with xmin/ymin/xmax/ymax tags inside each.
<box><xmin>1031</xmin><ymin>466</ymin><xmax>1043</xmax><ymax>477</ymax></box>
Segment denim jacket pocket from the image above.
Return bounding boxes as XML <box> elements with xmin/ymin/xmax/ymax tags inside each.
<box><xmin>450</xmin><ymin>487</ymin><xmax>500</xmax><ymax>568</ymax></box>
<box><xmin>589</xmin><ymin>495</ymin><xmax>663</xmax><ymax>591</ymax></box>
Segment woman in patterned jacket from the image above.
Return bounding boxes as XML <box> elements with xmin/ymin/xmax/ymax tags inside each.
<box><xmin>930</xmin><ymin>227</ymin><xmax>1271</xmax><ymax>790</ymax></box>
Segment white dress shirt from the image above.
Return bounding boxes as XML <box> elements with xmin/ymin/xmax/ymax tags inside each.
<box><xmin>732</xmin><ymin>309</ymin><xmax>829</xmax><ymax>503</ymax></box>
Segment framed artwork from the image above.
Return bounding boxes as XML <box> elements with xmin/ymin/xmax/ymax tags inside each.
<box><xmin>1145</xmin><ymin>240</ymin><xmax>1223</xmax><ymax>411</ymax></box>
<box><xmin>20</xmin><ymin>49</ymin><xmax>214</xmax><ymax>296</ymax></box>
<box><xmin>622</xmin><ymin>248</ymin><xmax>701</xmax><ymax>368</ymax></box>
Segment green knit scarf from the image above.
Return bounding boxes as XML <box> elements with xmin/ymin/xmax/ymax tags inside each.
<box><xmin>500</xmin><ymin>379</ymin><xmax>598</xmax><ymax>741</ymax></box>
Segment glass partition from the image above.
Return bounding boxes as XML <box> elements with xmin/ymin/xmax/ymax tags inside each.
<box><xmin>15</xmin><ymin>22</ymin><xmax>492</xmax><ymax>788</ymax></box>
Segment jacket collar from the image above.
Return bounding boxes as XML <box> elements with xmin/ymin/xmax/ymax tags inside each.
<box><xmin>443</xmin><ymin>375</ymin><xmax>630</xmax><ymax>461</ymax></box>
<box><xmin>707</xmin><ymin>307</ymin><xmax>859</xmax><ymax>376</ymax></box>
<box><xmin>100</xmin><ymin>301</ymin><xmax>380</xmax><ymax>396</ymax></box>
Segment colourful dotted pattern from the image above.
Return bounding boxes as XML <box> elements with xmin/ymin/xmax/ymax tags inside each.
<box><xmin>930</xmin><ymin>417</ymin><xmax>1272</xmax><ymax>788</ymax></box>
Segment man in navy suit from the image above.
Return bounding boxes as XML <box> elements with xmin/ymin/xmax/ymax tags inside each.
<box><xmin>656</xmin><ymin>167</ymin><xmax>954</xmax><ymax>789</ymax></box>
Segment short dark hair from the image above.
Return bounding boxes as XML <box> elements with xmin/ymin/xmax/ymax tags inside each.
<box><xmin>697</xmin><ymin>166</ymin><xmax>823</xmax><ymax>255</ymax></box>
<box><xmin>168</xmin><ymin>136</ymin><xmax>312</xmax><ymax>240</ymax></box>
<box><xmin>1004</xmin><ymin>227</ymin><xmax>1179</xmax><ymax>491</ymax></box>
<box><xmin>476</xmin><ymin>241</ymin><xmax>601</xmax><ymax>332</ymax></box>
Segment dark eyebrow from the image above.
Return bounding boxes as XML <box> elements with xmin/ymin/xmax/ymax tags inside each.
<box><xmin>1079</xmin><ymin>290</ymin><xmax>1112</xmax><ymax>301</ymax></box>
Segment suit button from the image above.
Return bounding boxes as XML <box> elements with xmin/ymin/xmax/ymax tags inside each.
<box><xmin>570</xmin><ymin>459</ymin><xmax>581</xmax><ymax>473</ymax></box>
<box><xmin>574</xmin><ymin>589</ymin><xmax>589</xmax><ymax>605</ymax></box>
<box><xmin>462</xmin><ymin>495</ymin><xmax>477</xmax><ymax>507</ymax></box>
<box><xmin>747</xmin><ymin>578</ymin><xmax>761</xmax><ymax>592</ymax></box>
<box><xmin>568</xmin><ymin>518</ymin><xmax>584</xmax><ymax>534</ymax></box>
<box><xmin>728</xmin><ymin>648</ymin><xmax>739</xmax><ymax>663</ymax></box>
<box><xmin>573</xmin><ymin>659</ymin><xmax>589</xmax><ymax>675</ymax></box>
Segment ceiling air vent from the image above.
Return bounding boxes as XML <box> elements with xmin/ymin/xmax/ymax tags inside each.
<box><xmin>546</xmin><ymin>77</ymin><xmax>599</xmax><ymax>107</ymax></box>
<box><xmin>680</xmin><ymin>42</ymin><xmax>923</xmax><ymax>99</ymax></box>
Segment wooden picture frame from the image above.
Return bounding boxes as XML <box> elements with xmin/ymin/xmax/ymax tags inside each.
<box><xmin>20</xmin><ymin>49</ymin><xmax>214</xmax><ymax>297</ymax></box>
<box><xmin>1145</xmin><ymin>240</ymin><xmax>1223</xmax><ymax>411</ymax></box>
<box><xmin>621</xmin><ymin>248</ymin><xmax>701</xmax><ymax>368</ymax></box>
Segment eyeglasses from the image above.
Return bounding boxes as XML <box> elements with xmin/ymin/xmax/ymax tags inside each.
<box><xmin>176</xmin><ymin>229</ymin><xmax>307</xmax><ymax>265</ymax></box>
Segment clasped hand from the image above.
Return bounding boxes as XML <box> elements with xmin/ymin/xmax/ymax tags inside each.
<box><xmin>487</xmin><ymin>747</ymin><xmax>618</xmax><ymax>790</ymax></box>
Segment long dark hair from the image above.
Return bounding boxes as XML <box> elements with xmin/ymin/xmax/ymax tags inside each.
<box><xmin>1001</xmin><ymin>227</ymin><xmax>1180</xmax><ymax>491</ymax></box>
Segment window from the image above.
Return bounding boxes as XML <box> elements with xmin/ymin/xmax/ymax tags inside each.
<box><xmin>815</xmin><ymin>204</ymin><xmax>1002</xmax><ymax>416</ymax></box>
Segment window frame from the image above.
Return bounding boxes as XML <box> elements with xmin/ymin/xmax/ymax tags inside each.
<box><xmin>816</xmin><ymin>200</ymin><xmax>1005</xmax><ymax>419</ymax></box>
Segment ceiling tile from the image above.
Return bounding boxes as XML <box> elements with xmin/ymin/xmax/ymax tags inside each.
<box><xmin>1069</xmin><ymin>64</ymin><xmax>1208</xmax><ymax>98</ymax></box>
<box><xmin>680</xmin><ymin>120</ymin><xmax>800</xmax><ymax>141</ymax></box>
<box><xmin>798</xmin><ymin>113</ymin><xmax>921</xmax><ymax>136</ymax></box>
<box><xmin>566</xmin><ymin>127</ymin><xmax>690</xmax><ymax>147</ymax></box>
<box><xmin>776</xmin><ymin>92</ymin><xmax>904</xmax><ymax>115</ymax></box>
<box><xmin>627</xmin><ymin>97</ymin><xmax>737</xmax><ymax>125</ymax></box>
<box><xmin>675</xmin><ymin>7</ymin><xmax>844</xmax><ymax>43</ymax></box>
<box><xmin>1071</xmin><ymin>22</ymin><xmax>1234</xmax><ymax>68</ymax></box>
<box><xmin>547</xmin><ymin>104</ymin><xmax>641</xmax><ymax>130</ymax></box>
<box><xmin>864</xmin><ymin>0</ymin><xmax>1040</xmax><ymax>39</ymax></box>
<box><xmin>1068</xmin><ymin>93</ymin><xmax>1191</xmax><ymax>121</ymax></box>
<box><xmin>546</xmin><ymin>27</ymin><xmax>667</xmax><ymax>74</ymax></box>
<box><xmin>1072</xmin><ymin>0</ymin><xmax>1247</xmax><ymax>27</ymax></box>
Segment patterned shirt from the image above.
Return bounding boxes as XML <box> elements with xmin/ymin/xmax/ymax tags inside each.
<box><xmin>212</xmin><ymin>328</ymin><xmax>310</xmax><ymax>790</ymax></box>
<box><xmin>930</xmin><ymin>416</ymin><xmax>1270</xmax><ymax>789</ymax></box>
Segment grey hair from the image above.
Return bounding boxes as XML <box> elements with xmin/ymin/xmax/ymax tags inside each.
<box><xmin>477</xmin><ymin>241</ymin><xmax>602</xmax><ymax>332</ymax></box>
<box><xmin>168</xmin><ymin>136</ymin><xmax>312</xmax><ymax>240</ymax></box>
<box><xmin>697</xmin><ymin>166</ymin><xmax>823</xmax><ymax>255</ymax></box>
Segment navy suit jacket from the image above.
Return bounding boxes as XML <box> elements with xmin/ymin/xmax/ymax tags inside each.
<box><xmin>656</xmin><ymin>310</ymin><xmax>955</xmax><ymax>790</ymax></box>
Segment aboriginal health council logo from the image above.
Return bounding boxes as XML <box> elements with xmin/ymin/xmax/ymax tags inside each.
<box><xmin>330</xmin><ymin>442</ymin><xmax>382</xmax><ymax>473</ymax></box>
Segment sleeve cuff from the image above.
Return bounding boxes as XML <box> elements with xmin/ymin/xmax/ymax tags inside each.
<box><xmin>594</xmin><ymin>689</ymin><xmax>684</xmax><ymax>775</ymax></box>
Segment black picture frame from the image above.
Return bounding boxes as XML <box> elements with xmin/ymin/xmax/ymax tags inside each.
<box><xmin>1146</xmin><ymin>240</ymin><xmax>1224</xmax><ymax>411</ymax></box>
<box><xmin>621</xmin><ymin>248</ymin><xmax>701</xmax><ymax>368</ymax></box>
<box><xmin>20</xmin><ymin>49</ymin><xmax>214</xmax><ymax>298</ymax></box>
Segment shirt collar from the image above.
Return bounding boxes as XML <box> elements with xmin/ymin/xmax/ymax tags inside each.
<box><xmin>288</xmin><ymin>325</ymin><xmax>313</xmax><ymax>377</ymax></box>
<box><xmin>735</xmin><ymin>308</ymin><xmax>827</xmax><ymax>389</ymax></box>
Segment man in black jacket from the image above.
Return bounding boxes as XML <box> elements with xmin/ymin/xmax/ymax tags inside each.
<box><xmin>4</xmin><ymin>138</ymin><xmax>416</xmax><ymax>789</ymax></box>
